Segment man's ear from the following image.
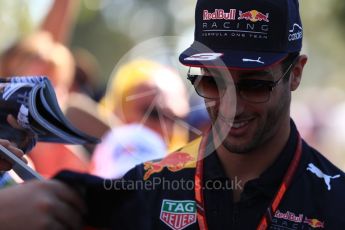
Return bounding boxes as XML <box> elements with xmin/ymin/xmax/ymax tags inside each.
<box><xmin>290</xmin><ymin>54</ymin><xmax>308</xmax><ymax>91</ymax></box>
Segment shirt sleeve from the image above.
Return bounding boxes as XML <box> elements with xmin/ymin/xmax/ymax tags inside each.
<box><xmin>54</xmin><ymin>165</ymin><xmax>149</xmax><ymax>228</ymax></box>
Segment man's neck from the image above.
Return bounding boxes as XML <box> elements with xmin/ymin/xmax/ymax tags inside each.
<box><xmin>215</xmin><ymin>122</ymin><xmax>291</xmax><ymax>201</ymax></box>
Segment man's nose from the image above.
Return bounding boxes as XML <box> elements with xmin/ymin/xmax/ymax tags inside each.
<box><xmin>218</xmin><ymin>85</ymin><xmax>239</xmax><ymax>117</ymax></box>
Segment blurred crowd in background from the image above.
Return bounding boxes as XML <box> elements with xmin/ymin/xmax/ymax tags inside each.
<box><xmin>0</xmin><ymin>0</ymin><xmax>344</xmax><ymax>182</ymax></box>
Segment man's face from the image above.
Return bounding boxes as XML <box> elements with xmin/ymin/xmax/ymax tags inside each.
<box><xmin>202</xmin><ymin>62</ymin><xmax>293</xmax><ymax>154</ymax></box>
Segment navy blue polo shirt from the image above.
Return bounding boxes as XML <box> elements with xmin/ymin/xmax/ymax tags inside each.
<box><xmin>55</xmin><ymin>120</ymin><xmax>345</xmax><ymax>230</ymax></box>
<box><xmin>202</xmin><ymin>121</ymin><xmax>297</xmax><ymax>229</ymax></box>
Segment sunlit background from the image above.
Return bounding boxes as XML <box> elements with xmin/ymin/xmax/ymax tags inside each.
<box><xmin>0</xmin><ymin>0</ymin><xmax>345</xmax><ymax>169</ymax></box>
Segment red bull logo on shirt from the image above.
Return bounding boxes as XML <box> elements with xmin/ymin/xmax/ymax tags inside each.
<box><xmin>160</xmin><ymin>199</ymin><xmax>197</xmax><ymax>230</ymax></box>
<box><xmin>272</xmin><ymin>210</ymin><xmax>325</xmax><ymax>229</ymax></box>
<box><xmin>274</xmin><ymin>210</ymin><xmax>304</xmax><ymax>223</ymax></box>
<box><xmin>238</xmin><ymin>10</ymin><xmax>270</xmax><ymax>22</ymax></box>
<box><xmin>304</xmin><ymin>217</ymin><xmax>325</xmax><ymax>228</ymax></box>
<box><xmin>143</xmin><ymin>152</ymin><xmax>195</xmax><ymax>180</ymax></box>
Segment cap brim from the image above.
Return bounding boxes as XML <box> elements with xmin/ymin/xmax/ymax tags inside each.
<box><xmin>179</xmin><ymin>42</ymin><xmax>287</xmax><ymax>70</ymax></box>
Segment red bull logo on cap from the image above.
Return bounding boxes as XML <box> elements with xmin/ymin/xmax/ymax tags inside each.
<box><xmin>238</xmin><ymin>10</ymin><xmax>270</xmax><ymax>23</ymax></box>
<box><xmin>304</xmin><ymin>217</ymin><xmax>325</xmax><ymax>229</ymax></box>
<box><xmin>203</xmin><ymin>9</ymin><xmax>237</xmax><ymax>20</ymax></box>
<box><xmin>143</xmin><ymin>152</ymin><xmax>195</xmax><ymax>180</ymax></box>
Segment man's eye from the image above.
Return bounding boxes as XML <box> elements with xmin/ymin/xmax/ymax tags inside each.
<box><xmin>237</xmin><ymin>80</ymin><xmax>270</xmax><ymax>90</ymax></box>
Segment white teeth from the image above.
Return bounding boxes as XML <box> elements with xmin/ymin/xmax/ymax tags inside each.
<box><xmin>218</xmin><ymin>114</ymin><xmax>252</xmax><ymax>128</ymax></box>
<box><xmin>232</xmin><ymin>120</ymin><xmax>249</xmax><ymax>128</ymax></box>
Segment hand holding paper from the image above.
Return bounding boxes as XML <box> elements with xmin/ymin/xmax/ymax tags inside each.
<box><xmin>0</xmin><ymin>76</ymin><xmax>99</xmax><ymax>181</ymax></box>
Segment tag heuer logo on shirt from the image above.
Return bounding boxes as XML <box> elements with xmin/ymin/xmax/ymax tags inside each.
<box><xmin>160</xmin><ymin>199</ymin><xmax>197</xmax><ymax>230</ymax></box>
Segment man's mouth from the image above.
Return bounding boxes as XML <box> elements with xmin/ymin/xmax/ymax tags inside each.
<box><xmin>232</xmin><ymin>120</ymin><xmax>250</xmax><ymax>129</ymax></box>
<box><xmin>218</xmin><ymin>114</ymin><xmax>255</xmax><ymax>129</ymax></box>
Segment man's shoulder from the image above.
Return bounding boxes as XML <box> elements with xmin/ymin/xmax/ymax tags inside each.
<box><xmin>304</xmin><ymin>142</ymin><xmax>345</xmax><ymax>180</ymax></box>
<box><xmin>278</xmin><ymin>142</ymin><xmax>345</xmax><ymax>228</ymax></box>
<box><xmin>304</xmin><ymin>147</ymin><xmax>345</xmax><ymax>228</ymax></box>
<box><xmin>299</xmin><ymin>141</ymin><xmax>345</xmax><ymax>198</ymax></box>
<box><xmin>125</xmin><ymin>137</ymin><xmax>202</xmax><ymax>181</ymax></box>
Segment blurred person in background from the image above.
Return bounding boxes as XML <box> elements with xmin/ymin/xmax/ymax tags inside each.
<box><xmin>91</xmin><ymin>124</ymin><xmax>166</xmax><ymax>179</ymax></box>
<box><xmin>0</xmin><ymin>31</ymin><xmax>75</xmax><ymax>108</ymax></box>
<box><xmin>64</xmin><ymin>47</ymin><xmax>110</xmax><ymax>154</ymax></box>
<box><xmin>54</xmin><ymin>0</ymin><xmax>345</xmax><ymax>229</ymax></box>
<box><xmin>91</xmin><ymin>59</ymin><xmax>190</xmax><ymax>178</ymax></box>
<box><xmin>0</xmin><ymin>0</ymin><xmax>92</xmax><ymax>178</ymax></box>
<box><xmin>0</xmin><ymin>0</ymin><xmax>80</xmax><ymax>108</ymax></box>
<box><xmin>71</xmin><ymin>47</ymin><xmax>102</xmax><ymax>101</ymax></box>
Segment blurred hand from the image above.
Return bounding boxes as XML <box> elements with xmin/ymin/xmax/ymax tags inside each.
<box><xmin>0</xmin><ymin>180</ymin><xmax>86</xmax><ymax>230</ymax></box>
<box><xmin>6</xmin><ymin>114</ymin><xmax>22</xmax><ymax>130</ymax></box>
<box><xmin>0</xmin><ymin>139</ymin><xmax>27</xmax><ymax>171</ymax></box>
<box><xmin>5</xmin><ymin>114</ymin><xmax>37</xmax><ymax>153</ymax></box>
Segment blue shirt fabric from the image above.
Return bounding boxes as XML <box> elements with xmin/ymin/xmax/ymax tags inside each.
<box><xmin>55</xmin><ymin>120</ymin><xmax>345</xmax><ymax>230</ymax></box>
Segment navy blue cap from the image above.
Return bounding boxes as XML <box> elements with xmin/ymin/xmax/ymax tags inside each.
<box><xmin>179</xmin><ymin>0</ymin><xmax>303</xmax><ymax>69</ymax></box>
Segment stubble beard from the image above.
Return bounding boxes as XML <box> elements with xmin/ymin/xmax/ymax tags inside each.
<box><xmin>211</xmin><ymin>91</ymin><xmax>291</xmax><ymax>155</ymax></box>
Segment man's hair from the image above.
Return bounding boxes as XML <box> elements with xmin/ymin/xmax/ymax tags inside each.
<box><xmin>281</xmin><ymin>52</ymin><xmax>300</xmax><ymax>82</ymax></box>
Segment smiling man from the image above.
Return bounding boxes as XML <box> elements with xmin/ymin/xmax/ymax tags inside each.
<box><xmin>176</xmin><ymin>0</ymin><xmax>345</xmax><ymax>228</ymax></box>
<box><xmin>54</xmin><ymin>0</ymin><xmax>345</xmax><ymax>229</ymax></box>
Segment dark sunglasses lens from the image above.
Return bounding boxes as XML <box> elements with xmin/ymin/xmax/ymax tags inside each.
<box><xmin>194</xmin><ymin>76</ymin><xmax>225</xmax><ymax>99</ymax></box>
<box><xmin>237</xmin><ymin>80</ymin><xmax>271</xmax><ymax>103</ymax></box>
